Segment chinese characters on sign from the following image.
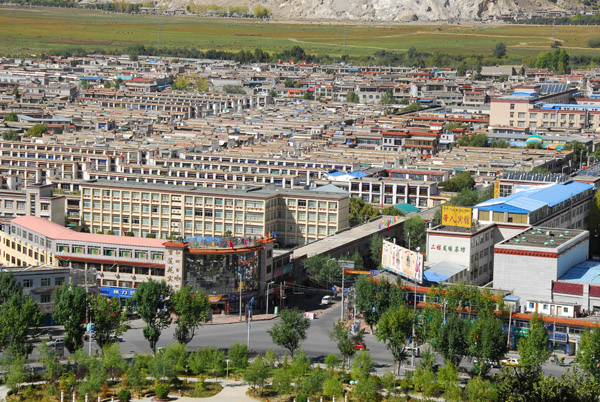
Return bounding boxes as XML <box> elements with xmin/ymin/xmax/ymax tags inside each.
<box><xmin>441</xmin><ymin>205</ymin><xmax>472</xmax><ymax>228</ymax></box>
<box><xmin>430</xmin><ymin>244</ymin><xmax>466</xmax><ymax>253</ymax></box>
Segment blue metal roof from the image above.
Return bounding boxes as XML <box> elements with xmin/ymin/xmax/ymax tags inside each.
<box><xmin>423</xmin><ymin>262</ymin><xmax>466</xmax><ymax>283</ymax></box>
<box><xmin>476</xmin><ymin>181</ymin><xmax>594</xmax><ymax>213</ymax></box>
<box><xmin>559</xmin><ymin>260</ymin><xmax>600</xmax><ymax>284</ymax></box>
<box><xmin>541</xmin><ymin>103</ymin><xmax>600</xmax><ymax>111</ymax></box>
<box><xmin>348</xmin><ymin>170</ymin><xmax>369</xmax><ymax>178</ymax></box>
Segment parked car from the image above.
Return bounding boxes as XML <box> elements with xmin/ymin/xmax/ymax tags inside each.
<box><xmin>351</xmin><ymin>341</ymin><xmax>366</xmax><ymax>350</ymax></box>
<box><xmin>500</xmin><ymin>357</ymin><xmax>520</xmax><ymax>366</ymax></box>
<box><xmin>320</xmin><ymin>295</ymin><xmax>334</xmax><ymax>305</ymax></box>
<box><xmin>46</xmin><ymin>338</ymin><xmax>64</xmax><ymax>347</ymax></box>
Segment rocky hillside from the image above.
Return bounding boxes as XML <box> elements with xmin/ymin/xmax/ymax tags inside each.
<box><xmin>162</xmin><ymin>0</ymin><xmax>570</xmax><ymax>22</ymax></box>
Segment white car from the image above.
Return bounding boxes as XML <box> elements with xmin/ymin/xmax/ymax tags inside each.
<box><xmin>321</xmin><ymin>295</ymin><xmax>333</xmax><ymax>305</ymax></box>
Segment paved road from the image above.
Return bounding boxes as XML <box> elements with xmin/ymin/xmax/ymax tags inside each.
<box><xmin>36</xmin><ymin>298</ymin><xmax>572</xmax><ymax>378</ymax></box>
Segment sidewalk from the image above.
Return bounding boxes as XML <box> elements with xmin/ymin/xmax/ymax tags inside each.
<box><xmin>206</xmin><ymin>313</ymin><xmax>278</xmax><ymax>325</ymax></box>
<box><xmin>0</xmin><ymin>380</ymin><xmax>254</xmax><ymax>402</ymax></box>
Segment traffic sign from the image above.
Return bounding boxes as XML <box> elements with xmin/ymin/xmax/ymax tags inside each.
<box><xmin>370</xmin><ymin>270</ymin><xmax>381</xmax><ymax>276</ymax></box>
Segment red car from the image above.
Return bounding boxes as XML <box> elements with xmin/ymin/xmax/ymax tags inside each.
<box><xmin>352</xmin><ymin>342</ymin><xmax>366</xmax><ymax>350</ymax></box>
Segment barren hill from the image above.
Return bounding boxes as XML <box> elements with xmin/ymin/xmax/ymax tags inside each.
<box><xmin>159</xmin><ymin>0</ymin><xmax>572</xmax><ymax>22</ymax></box>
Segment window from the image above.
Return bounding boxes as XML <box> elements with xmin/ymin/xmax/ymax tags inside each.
<box><xmin>4</xmin><ymin>200</ymin><xmax>12</xmax><ymax>209</ymax></box>
<box><xmin>563</xmin><ymin>307</ymin><xmax>569</xmax><ymax>313</ymax></box>
<box><xmin>41</xmin><ymin>278</ymin><xmax>51</xmax><ymax>287</ymax></box>
<box><xmin>41</xmin><ymin>294</ymin><xmax>51</xmax><ymax>303</ymax></box>
<box><xmin>298</xmin><ymin>200</ymin><xmax>307</xmax><ymax>207</ymax></box>
<box><xmin>22</xmin><ymin>279</ymin><xmax>33</xmax><ymax>288</ymax></box>
<box><xmin>17</xmin><ymin>201</ymin><xmax>25</xmax><ymax>210</ymax></box>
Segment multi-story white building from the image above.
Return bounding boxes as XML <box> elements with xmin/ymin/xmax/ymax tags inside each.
<box><xmin>426</xmin><ymin>223</ymin><xmax>497</xmax><ymax>286</ymax></box>
<box><xmin>79</xmin><ymin>180</ymin><xmax>349</xmax><ymax>247</ymax></box>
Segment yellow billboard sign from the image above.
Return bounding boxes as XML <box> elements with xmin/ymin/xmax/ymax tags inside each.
<box><xmin>442</xmin><ymin>205</ymin><xmax>472</xmax><ymax>228</ymax></box>
<box><xmin>494</xmin><ymin>180</ymin><xmax>500</xmax><ymax>199</ymax></box>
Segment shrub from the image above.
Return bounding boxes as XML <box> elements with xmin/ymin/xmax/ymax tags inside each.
<box><xmin>155</xmin><ymin>383</ymin><xmax>170</xmax><ymax>399</ymax></box>
<box><xmin>117</xmin><ymin>389</ymin><xmax>131</xmax><ymax>402</ymax></box>
<box><xmin>588</xmin><ymin>37</ymin><xmax>600</xmax><ymax>48</ymax></box>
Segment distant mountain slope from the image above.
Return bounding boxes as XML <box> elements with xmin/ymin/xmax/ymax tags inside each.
<box><xmin>162</xmin><ymin>0</ymin><xmax>571</xmax><ymax>21</ymax></box>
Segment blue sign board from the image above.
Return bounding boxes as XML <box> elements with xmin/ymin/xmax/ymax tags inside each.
<box><xmin>100</xmin><ymin>286</ymin><xmax>136</xmax><ymax>298</ymax></box>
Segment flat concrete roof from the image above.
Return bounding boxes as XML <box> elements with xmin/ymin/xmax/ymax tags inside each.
<box><xmin>499</xmin><ymin>227</ymin><xmax>586</xmax><ymax>249</ymax></box>
<box><xmin>292</xmin><ymin>215</ymin><xmax>405</xmax><ymax>260</ymax></box>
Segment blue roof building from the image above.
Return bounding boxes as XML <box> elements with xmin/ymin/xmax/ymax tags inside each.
<box><xmin>474</xmin><ymin>181</ymin><xmax>595</xmax><ymax>227</ymax></box>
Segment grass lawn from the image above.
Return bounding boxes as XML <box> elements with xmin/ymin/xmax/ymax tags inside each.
<box><xmin>0</xmin><ymin>6</ymin><xmax>598</xmax><ymax>59</ymax></box>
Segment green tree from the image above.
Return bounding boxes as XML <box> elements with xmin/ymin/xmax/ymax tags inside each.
<box><xmin>467</xmin><ymin>376</ymin><xmax>498</xmax><ymax>402</ymax></box>
<box><xmin>438</xmin><ymin>360</ymin><xmax>462</xmax><ymax>401</ymax></box>
<box><xmin>268</xmin><ymin>307</ymin><xmax>310</xmax><ymax>357</ymax></box>
<box><xmin>173</xmin><ymin>76</ymin><xmax>190</xmax><ymax>90</ymax></box>
<box><xmin>252</xmin><ymin>4</ymin><xmax>269</xmax><ymax>17</ymax></box>
<box><xmin>323</xmin><ymin>375</ymin><xmax>344</xmax><ymax>399</ymax></box>
<box><xmin>196</xmin><ymin>77</ymin><xmax>209</xmax><ymax>92</ymax></box>
<box><xmin>303</xmin><ymin>254</ymin><xmax>341</xmax><ymax>287</ymax></box>
<box><xmin>440</xmin><ymin>171</ymin><xmax>476</xmax><ymax>192</ymax></box>
<box><xmin>25</xmin><ymin>124</ymin><xmax>47</xmax><ymax>137</ymax></box>
<box><xmin>244</xmin><ymin>356</ymin><xmax>269</xmax><ymax>393</ymax></box>
<box><xmin>302</xmin><ymin>91</ymin><xmax>314</xmax><ymax>100</ymax></box>
<box><xmin>353</xmin><ymin>375</ymin><xmax>378</xmax><ymax>402</ymax></box>
<box><xmin>517</xmin><ymin>314</ymin><xmax>550</xmax><ymax>372</ymax></box>
<box><xmin>403</xmin><ymin>215</ymin><xmax>427</xmax><ymax>251</ymax></box>
<box><xmin>38</xmin><ymin>342</ymin><xmax>61</xmax><ymax>384</ymax></box>
<box><xmin>0</xmin><ymin>291</ymin><xmax>43</xmax><ymax>357</ymax></box>
<box><xmin>381</xmin><ymin>88</ymin><xmax>396</xmax><ymax>104</ymax></box>
<box><xmin>171</xmin><ymin>285</ymin><xmax>210</xmax><ymax>344</ymax></box>
<box><xmin>351</xmin><ymin>350</ymin><xmax>373</xmax><ymax>380</ymax></box>
<box><xmin>272</xmin><ymin>359</ymin><xmax>293</xmax><ymax>394</ymax></box>
<box><xmin>577</xmin><ymin>327</ymin><xmax>600</xmax><ymax>379</ymax></box>
<box><xmin>0</xmin><ymin>272</ymin><xmax>20</xmax><ymax>304</ymax></box>
<box><xmin>228</xmin><ymin>342</ymin><xmax>249</xmax><ymax>372</ymax></box>
<box><xmin>470</xmin><ymin>311</ymin><xmax>508</xmax><ymax>375</ymax></box>
<box><xmin>53</xmin><ymin>285</ymin><xmax>87</xmax><ymax>353</ymax></box>
<box><xmin>355</xmin><ymin>276</ymin><xmax>380</xmax><ymax>332</ymax></box>
<box><xmin>148</xmin><ymin>348</ymin><xmax>176</xmax><ymax>383</ymax></box>
<box><xmin>329</xmin><ymin>320</ymin><xmax>364</xmax><ymax>368</ymax></box>
<box><xmin>432</xmin><ymin>313</ymin><xmax>470</xmax><ymax>367</ymax></box>
<box><xmin>4</xmin><ymin>112</ymin><xmax>18</xmax><ymax>122</ymax></box>
<box><xmin>126</xmin><ymin>354</ymin><xmax>149</xmax><ymax>394</ymax></box>
<box><xmin>89</xmin><ymin>294</ymin><xmax>127</xmax><ymax>349</ymax></box>
<box><xmin>131</xmin><ymin>279</ymin><xmax>172</xmax><ymax>353</ymax></box>
<box><xmin>376</xmin><ymin>304</ymin><xmax>413</xmax><ymax>374</ymax></box>
<box><xmin>2</xmin><ymin>353</ymin><xmax>26</xmax><ymax>392</ymax></box>
<box><xmin>2</xmin><ymin>130</ymin><xmax>20</xmax><ymax>141</ymax></box>
<box><xmin>222</xmin><ymin>85</ymin><xmax>246</xmax><ymax>94</ymax></box>
<box><xmin>381</xmin><ymin>206</ymin><xmax>404</xmax><ymax>216</ymax></box>
<box><xmin>493</xmin><ymin>42</ymin><xmax>507</xmax><ymax>58</ymax></box>
<box><xmin>324</xmin><ymin>353</ymin><xmax>339</xmax><ymax>372</ymax></box>
<box><xmin>370</xmin><ymin>233</ymin><xmax>383</xmax><ymax>268</ymax></box>
<box><xmin>72</xmin><ymin>350</ymin><xmax>107</xmax><ymax>395</ymax></box>
<box><xmin>290</xmin><ymin>350</ymin><xmax>311</xmax><ymax>380</ymax></box>
<box><xmin>347</xmin><ymin>91</ymin><xmax>359</xmax><ymax>103</ymax></box>
<box><xmin>188</xmin><ymin>346</ymin><xmax>226</xmax><ymax>378</ymax></box>
<box><xmin>101</xmin><ymin>342</ymin><xmax>126</xmax><ymax>380</ymax></box>
<box><xmin>349</xmin><ymin>196</ymin><xmax>380</xmax><ymax>226</ymax></box>
<box><xmin>565</xmin><ymin>140</ymin><xmax>589</xmax><ymax>169</ymax></box>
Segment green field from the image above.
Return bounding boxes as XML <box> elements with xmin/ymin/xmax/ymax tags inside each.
<box><xmin>0</xmin><ymin>6</ymin><xmax>598</xmax><ymax>59</ymax></box>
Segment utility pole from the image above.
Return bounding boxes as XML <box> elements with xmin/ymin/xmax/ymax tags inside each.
<box><xmin>265</xmin><ymin>281</ymin><xmax>274</xmax><ymax>315</ymax></box>
<box><xmin>507</xmin><ymin>304</ymin><xmax>513</xmax><ymax>349</ymax></box>
<box><xmin>239</xmin><ymin>272</ymin><xmax>243</xmax><ymax>321</ymax></box>
<box><xmin>341</xmin><ymin>268</ymin><xmax>345</xmax><ymax>321</ymax></box>
<box><xmin>84</xmin><ymin>266</ymin><xmax>92</xmax><ymax>355</ymax></box>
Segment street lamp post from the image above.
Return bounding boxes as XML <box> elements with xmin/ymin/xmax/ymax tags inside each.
<box><xmin>226</xmin><ymin>359</ymin><xmax>229</xmax><ymax>378</ymax></box>
<box><xmin>265</xmin><ymin>281</ymin><xmax>275</xmax><ymax>316</ymax></box>
<box><xmin>411</xmin><ymin>247</ymin><xmax>420</xmax><ymax>367</ymax></box>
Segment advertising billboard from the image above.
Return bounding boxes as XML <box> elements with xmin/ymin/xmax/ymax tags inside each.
<box><xmin>381</xmin><ymin>240</ymin><xmax>423</xmax><ymax>283</ymax></box>
<box><xmin>442</xmin><ymin>205</ymin><xmax>472</xmax><ymax>228</ymax></box>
